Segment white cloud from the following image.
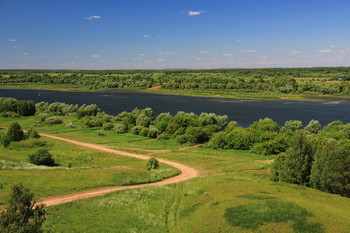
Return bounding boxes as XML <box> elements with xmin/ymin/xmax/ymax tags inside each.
<box><xmin>10</xmin><ymin>39</ymin><xmax>16</xmax><ymax>42</ymax></box>
<box><xmin>157</xmin><ymin>59</ymin><xmax>165</xmax><ymax>62</ymax></box>
<box><xmin>85</xmin><ymin>15</ymin><xmax>101</xmax><ymax>20</ymax></box>
<box><xmin>23</xmin><ymin>52</ymin><xmax>28</xmax><ymax>56</ymax></box>
<box><xmin>235</xmin><ymin>39</ymin><xmax>243</xmax><ymax>42</ymax></box>
<box><xmin>195</xmin><ymin>58</ymin><xmax>202</xmax><ymax>61</ymax></box>
<box><xmin>200</xmin><ymin>50</ymin><xmax>211</xmax><ymax>55</ymax></box>
<box><xmin>185</xmin><ymin>10</ymin><xmax>205</xmax><ymax>16</ymax></box>
<box><xmin>157</xmin><ymin>35</ymin><xmax>162</xmax><ymax>38</ymax></box>
<box><xmin>140</xmin><ymin>53</ymin><xmax>146</xmax><ymax>56</ymax></box>
<box><xmin>143</xmin><ymin>34</ymin><xmax>149</xmax><ymax>38</ymax></box>
<box><xmin>289</xmin><ymin>50</ymin><xmax>301</xmax><ymax>54</ymax></box>
<box><xmin>223</xmin><ymin>53</ymin><xmax>232</xmax><ymax>56</ymax></box>
<box><xmin>261</xmin><ymin>56</ymin><xmax>268</xmax><ymax>59</ymax></box>
<box><xmin>240</xmin><ymin>50</ymin><xmax>257</xmax><ymax>53</ymax></box>
<box><xmin>316</xmin><ymin>50</ymin><xmax>332</xmax><ymax>53</ymax></box>
<box><xmin>91</xmin><ymin>54</ymin><xmax>101</xmax><ymax>58</ymax></box>
<box><xmin>330</xmin><ymin>45</ymin><xmax>337</xmax><ymax>48</ymax></box>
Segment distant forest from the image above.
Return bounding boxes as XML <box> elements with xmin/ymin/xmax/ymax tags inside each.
<box><xmin>1</xmin><ymin>67</ymin><xmax>350</xmax><ymax>95</ymax></box>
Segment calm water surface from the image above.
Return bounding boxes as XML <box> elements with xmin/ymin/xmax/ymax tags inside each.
<box><xmin>0</xmin><ymin>89</ymin><xmax>349</xmax><ymax>127</ymax></box>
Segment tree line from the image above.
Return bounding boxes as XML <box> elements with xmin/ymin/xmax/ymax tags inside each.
<box><xmin>1</xmin><ymin>68</ymin><xmax>350</xmax><ymax>95</ymax></box>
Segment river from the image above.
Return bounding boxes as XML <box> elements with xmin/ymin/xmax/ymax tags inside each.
<box><xmin>0</xmin><ymin>89</ymin><xmax>349</xmax><ymax>127</ymax></box>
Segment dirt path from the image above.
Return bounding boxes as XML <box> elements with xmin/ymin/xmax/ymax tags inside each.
<box><xmin>38</xmin><ymin>133</ymin><xmax>199</xmax><ymax>207</ymax></box>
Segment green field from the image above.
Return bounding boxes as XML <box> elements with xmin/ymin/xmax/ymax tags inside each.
<box><xmin>1</xmin><ymin>116</ymin><xmax>350</xmax><ymax>232</ymax></box>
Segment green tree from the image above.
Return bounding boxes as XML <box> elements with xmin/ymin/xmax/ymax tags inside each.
<box><xmin>146</xmin><ymin>157</ymin><xmax>159</xmax><ymax>170</ymax></box>
<box><xmin>305</xmin><ymin>120</ymin><xmax>321</xmax><ymax>134</ymax></box>
<box><xmin>7</xmin><ymin>122</ymin><xmax>24</xmax><ymax>142</ymax></box>
<box><xmin>29</xmin><ymin>150</ymin><xmax>56</xmax><ymax>166</ymax></box>
<box><xmin>25</xmin><ymin>128</ymin><xmax>40</xmax><ymax>139</ymax></box>
<box><xmin>280</xmin><ymin>130</ymin><xmax>314</xmax><ymax>185</ymax></box>
<box><xmin>0</xmin><ymin>184</ymin><xmax>46</xmax><ymax>233</ymax></box>
<box><xmin>0</xmin><ymin>134</ymin><xmax>11</xmax><ymax>148</ymax></box>
<box><xmin>310</xmin><ymin>139</ymin><xmax>350</xmax><ymax>197</ymax></box>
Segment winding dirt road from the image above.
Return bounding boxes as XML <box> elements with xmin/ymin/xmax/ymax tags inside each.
<box><xmin>39</xmin><ymin>133</ymin><xmax>199</xmax><ymax>207</ymax></box>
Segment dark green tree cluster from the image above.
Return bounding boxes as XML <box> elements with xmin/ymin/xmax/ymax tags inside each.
<box><xmin>0</xmin><ymin>97</ymin><xmax>35</xmax><ymax>117</ymax></box>
<box><xmin>28</xmin><ymin>149</ymin><xmax>56</xmax><ymax>166</ymax></box>
<box><xmin>271</xmin><ymin>130</ymin><xmax>350</xmax><ymax>197</ymax></box>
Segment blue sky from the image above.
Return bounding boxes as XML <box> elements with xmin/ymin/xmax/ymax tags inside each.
<box><xmin>1</xmin><ymin>0</ymin><xmax>350</xmax><ymax>69</ymax></box>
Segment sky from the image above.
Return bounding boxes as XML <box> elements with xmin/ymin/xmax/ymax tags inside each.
<box><xmin>1</xmin><ymin>0</ymin><xmax>350</xmax><ymax>69</ymax></box>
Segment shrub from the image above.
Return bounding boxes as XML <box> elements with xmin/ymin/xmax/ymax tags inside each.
<box><xmin>0</xmin><ymin>111</ymin><xmax>20</xmax><ymax>118</ymax></box>
<box><xmin>7</xmin><ymin>122</ymin><xmax>24</xmax><ymax>141</ymax></box>
<box><xmin>44</xmin><ymin>116</ymin><xmax>63</xmax><ymax>125</ymax></box>
<box><xmin>139</xmin><ymin>127</ymin><xmax>150</xmax><ymax>137</ymax></box>
<box><xmin>102</xmin><ymin>122</ymin><xmax>114</xmax><ymax>130</ymax></box>
<box><xmin>28</xmin><ymin>149</ymin><xmax>56</xmax><ymax>166</ymax></box>
<box><xmin>37</xmin><ymin>113</ymin><xmax>49</xmax><ymax>123</ymax></box>
<box><xmin>146</xmin><ymin>157</ymin><xmax>159</xmax><ymax>170</ymax></box>
<box><xmin>113</xmin><ymin>124</ymin><xmax>127</xmax><ymax>134</ymax></box>
<box><xmin>147</xmin><ymin>125</ymin><xmax>160</xmax><ymax>138</ymax></box>
<box><xmin>25</xmin><ymin>128</ymin><xmax>40</xmax><ymax>139</ymax></box>
<box><xmin>305</xmin><ymin>119</ymin><xmax>321</xmax><ymax>134</ymax></box>
<box><xmin>130</xmin><ymin>126</ymin><xmax>144</xmax><ymax>135</ymax></box>
<box><xmin>64</xmin><ymin>122</ymin><xmax>77</xmax><ymax>128</ymax></box>
<box><xmin>0</xmin><ymin>134</ymin><xmax>11</xmax><ymax>148</ymax></box>
<box><xmin>20</xmin><ymin>139</ymin><xmax>46</xmax><ymax>148</ymax></box>
<box><xmin>0</xmin><ymin>184</ymin><xmax>46</xmax><ymax>233</ymax></box>
<box><xmin>136</xmin><ymin>114</ymin><xmax>152</xmax><ymax>127</ymax></box>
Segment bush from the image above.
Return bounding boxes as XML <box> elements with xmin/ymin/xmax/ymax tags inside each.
<box><xmin>0</xmin><ymin>184</ymin><xmax>46</xmax><ymax>233</ymax></box>
<box><xmin>20</xmin><ymin>139</ymin><xmax>46</xmax><ymax>148</ymax></box>
<box><xmin>44</xmin><ymin>116</ymin><xmax>63</xmax><ymax>125</ymax></box>
<box><xmin>7</xmin><ymin>122</ymin><xmax>24</xmax><ymax>141</ymax></box>
<box><xmin>64</xmin><ymin>122</ymin><xmax>77</xmax><ymax>128</ymax></box>
<box><xmin>102</xmin><ymin>122</ymin><xmax>114</xmax><ymax>130</ymax></box>
<box><xmin>0</xmin><ymin>111</ymin><xmax>20</xmax><ymax>118</ymax></box>
<box><xmin>146</xmin><ymin>157</ymin><xmax>159</xmax><ymax>170</ymax></box>
<box><xmin>130</xmin><ymin>126</ymin><xmax>144</xmax><ymax>135</ymax></box>
<box><xmin>147</xmin><ymin>125</ymin><xmax>160</xmax><ymax>138</ymax></box>
<box><xmin>25</xmin><ymin>128</ymin><xmax>40</xmax><ymax>139</ymax></box>
<box><xmin>136</xmin><ymin>114</ymin><xmax>152</xmax><ymax>127</ymax></box>
<box><xmin>0</xmin><ymin>134</ymin><xmax>11</xmax><ymax>148</ymax></box>
<box><xmin>28</xmin><ymin>150</ymin><xmax>56</xmax><ymax>166</ymax></box>
<box><xmin>113</xmin><ymin>124</ymin><xmax>127</xmax><ymax>134</ymax></box>
<box><xmin>139</xmin><ymin>127</ymin><xmax>150</xmax><ymax>137</ymax></box>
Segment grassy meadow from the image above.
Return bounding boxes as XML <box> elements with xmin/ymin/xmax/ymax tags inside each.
<box><xmin>1</xmin><ymin>115</ymin><xmax>350</xmax><ymax>232</ymax></box>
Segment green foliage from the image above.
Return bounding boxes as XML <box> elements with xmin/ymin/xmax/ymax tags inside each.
<box><xmin>0</xmin><ymin>98</ymin><xmax>35</xmax><ymax>116</ymax></box>
<box><xmin>282</xmin><ymin>120</ymin><xmax>303</xmax><ymax>132</ymax></box>
<box><xmin>20</xmin><ymin>139</ymin><xmax>46</xmax><ymax>148</ymax></box>
<box><xmin>270</xmin><ymin>154</ymin><xmax>286</xmax><ymax>182</ymax></box>
<box><xmin>305</xmin><ymin>120</ymin><xmax>321</xmax><ymax>134</ymax></box>
<box><xmin>113</xmin><ymin>124</ymin><xmax>127</xmax><ymax>134</ymax></box>
<box><xmin>136</xmin><ymin>114</ymin><xmax>152</xmax><ymax>127</ymax></box>
<box><xmin>224</xmin><ymin>200</ymin><xmax>323</xmax><ymax>232</ymax></box>
<box><xmin>130</xmin><ymin>126</ymin><xmax>144</xmax><ymax>135</ymax></box>
<box><xmin>25</xmin><ymin>128</ymin><xmax>40</xmax><ymax>139</ymax></box>
<box><xmin>102</xmin><ymin>122</ymin><xmax>114</xmax><ymax>130</ymax></box>
<box><xmin>0</xmin><ymin>134</ymin><xmax>11</xmax><ymax>148</ymax></box>
<box><xmin>209</xmin><ymin>127</ymin><xmax>254</xmax><ymax>150</ymax></box>
<box><xmin>44</xmin><ymin>116</ymin><xmax>63</xmax><ymax>125</ymax></box>
<box><xmin>0</xmin><ymin>184</ymin><xmax>46</xmax><ymax>233</ymax></box>
<box><xmin>146</xmin><ymin>157</ymin><xmax>159</xmax><ymax>170</ymax></box>
<box><xmin>279</xmin><ymin>130</ymin><xmax>314</xmax><ymax>185</ymax></box>
<box><xmin>77</xmin><ymin>104</ymin><xmax>100</xmax><ymax>119</ymax></box>
<box><xmin>7</xmin><ymin>122</ymin><xmax>24</xmax><ymax>142</ymax></box>
<box><xmin>28</xmin><ymin>149</ymin><xmax>56</xmax><ymax>166</ymax></box>
<box><xmin>310</xmin><ymin>139</ymin><xmax>350</xmax><ymax>197</ymax></box>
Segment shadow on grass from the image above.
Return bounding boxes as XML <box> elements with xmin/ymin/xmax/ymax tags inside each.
<box><xmin>224</xmin><ymin>199</ymin><xmax>324</xmax><ymax>233</ymax></box>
